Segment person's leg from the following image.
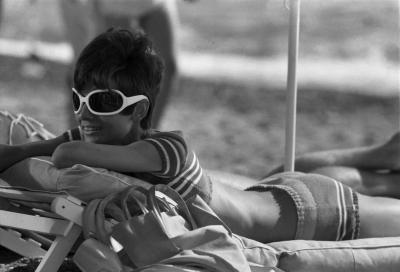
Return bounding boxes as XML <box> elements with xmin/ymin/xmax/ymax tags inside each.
<box><xmin>59</xmin><ymin>0</ymin><xmax>98</xmax><ymax>128</ymax></box>
<box><xmin>267</xmin><ymin>132</ymin><xmax>400</xmax><ymax>175</ymax></box>
<box><xmin>139</xmin><ymin>2</ymin><xmax>179</xmax><ymax>128</ymax></box>
<box><xmin>61</xmin><ymin>0</ymin><xmax>113</xmax><ymax>55</ymax></box>
<box><xmin>210</xmin><ymin>172</ymin><xmax>367</xmax><ymax>243</ymax></box>
<box><xmin>358</xmin><ymin>193</ymin><xmax>400</xmax><ymax>238</ymax></box>
<box><xmin>209</xmin><ymin>178</ymin><xmax>297</xmax><ymax>243</ymax></box>
<box><xmin>0</xmin><ymin>0</ymin><xmax>3</xmax><ymax>26</ymax></box>
<box><xmin>98</xmin><ymin>12</ymin><xmax>132</xmax><ymax>30</ymax></box>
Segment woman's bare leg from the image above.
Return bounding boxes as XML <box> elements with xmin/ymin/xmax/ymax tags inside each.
<box><xmin>140</xmin><ymin>3</ymin><xmax>179</xmax><ymax>128</ymax></box>
<box><xmin>209</xmin><ymin>178</ymin><xmax>297</xmax><ymax>243</ymax></box>
<box><xmin>358</xmin><ymin>194</ymin><xmax>400</xmax><ymax>238</ymax></box>
<box><xmin>206</xmin><ymin>132</ymin><xmax>400</xmax><ymax>242</ymax></box>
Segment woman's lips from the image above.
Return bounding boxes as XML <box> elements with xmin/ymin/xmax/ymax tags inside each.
<box><xmin>81</xmin><ymin>125</ymin><xmax>101</xmax><ymax>134</ymax></box>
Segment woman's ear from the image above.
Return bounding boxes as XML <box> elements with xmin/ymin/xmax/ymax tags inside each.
<box><xmin>132</xmin><ymin>100</ymin><xmax>149</xmax><ymax>120</ymax></box>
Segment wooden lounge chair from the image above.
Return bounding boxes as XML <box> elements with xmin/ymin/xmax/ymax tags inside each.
<box><xmin>2</xmin><ymin>111</ymin><xmax>400</xmax><ymax>271</ymax></box>
<box><xmin>0</xmin><ymin>185</ymin><xmax>85</xmax><ymax>272</ymax></box>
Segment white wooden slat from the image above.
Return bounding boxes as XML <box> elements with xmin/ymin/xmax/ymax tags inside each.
<box><xmin>0</xmin><ymin>227</ymin><xmax>46</xmax><ymax>258</ymax></box>
<box><xmin>0</xmin><ymin>210</ymin><xmax>72</xmax><ymax>236</ymax></box>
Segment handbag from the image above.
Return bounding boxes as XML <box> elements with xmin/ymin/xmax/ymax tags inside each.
<box><xmin>111</xmin><ymin>184</ymin><xmax>197</xmax><ymax>267</ymax></box>
<box><xmin>78</xmin><ymin>184</ymin><xmax>276</xmax><ymax>271</ymax></box>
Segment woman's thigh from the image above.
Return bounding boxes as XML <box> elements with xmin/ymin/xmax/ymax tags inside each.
<box><xmin>255</xmin><ymin>172</ymin><xmax>361</xmax><ymax>241</ymax></box>
<box><xmin>358</xmin><ymin>194</ymin><xmax>400</xmax><ymax>238</ymax></box>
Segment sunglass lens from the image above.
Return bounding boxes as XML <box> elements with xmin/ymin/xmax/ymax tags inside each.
<box><xmin>89</xmin><ymin>91</ymin><xmax>123</xmax><ymax>113</ymax></box>
<box><xmin>72</xmin><ymin>91</ymin><xmax>81</xmax><ymax>112</ymax></box>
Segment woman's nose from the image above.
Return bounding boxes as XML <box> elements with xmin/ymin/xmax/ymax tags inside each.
<box><xmin>77</xmin><ymin>103</ymin><xmax>96</xmax><ymax>119</ymax></box>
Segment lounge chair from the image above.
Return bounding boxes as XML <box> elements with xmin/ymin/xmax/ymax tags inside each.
<box><xmin>0</xmin><ymin>184</ymin><xmax>84</xmax><ymax>272</ymax></box>
<box><xmin>0</xmin><ymin>110</ymin><xmax>82</xmax><ymax>271</ymax></box>
<box><xmin>2</xmin><ymin>181</ymin><xmax>400</xmax><ymax>272</ymax></box>
<box><xmin>1</xmin><ymin>111</ymin><xmax>400</xmax><ymax>271</ymax></box>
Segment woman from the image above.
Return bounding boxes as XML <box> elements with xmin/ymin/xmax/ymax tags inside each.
<box><xmin>1</xmin><ymin>28</ymin><xmax>399</xmax><ymax>243</ymax></box>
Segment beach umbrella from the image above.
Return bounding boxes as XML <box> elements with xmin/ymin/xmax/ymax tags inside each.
<box><xmin>284</xmin><ymin>0</ymin><xmax>301</xmax><ymax>172</ymax></box>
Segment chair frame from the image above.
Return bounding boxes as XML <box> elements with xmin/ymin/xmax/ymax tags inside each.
<box><xmin>0</xmin><ymin>186</ymin><xmax>85</xmax><ymax>272</ymax></box>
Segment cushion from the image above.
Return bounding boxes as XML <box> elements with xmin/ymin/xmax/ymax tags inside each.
<box><xmin>0</xmin><ymin>157</ymin><xmax>151</xmax><ymax>202</ymax></box>
<box><xmin>269</xmin><ymin>238</ymin><xmax>400</xmax><ymax>271</ymax></box>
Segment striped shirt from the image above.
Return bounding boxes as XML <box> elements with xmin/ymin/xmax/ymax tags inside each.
<box><xmin>63</xmin><ymin>128</ymin><xmax>212</xmax><ymax>202</ymax></box>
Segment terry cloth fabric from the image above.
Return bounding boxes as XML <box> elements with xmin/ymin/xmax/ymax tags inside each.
<box><xmin>0</xmin><ymin>157</ymin><xmax>153</xmax><ymax>202</ymax></box>
<box><xmin>246</xmin><ymin>172</ymin><xmax>360</xmax><ymax>241</ymax></box>
<box><xmin>62</xmin><ymin>128</ymin><xmax>213</xmax><ymax>203</ymax></box>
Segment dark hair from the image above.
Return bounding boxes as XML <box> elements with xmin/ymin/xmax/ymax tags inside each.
<box><xmin>73</xmin><ymin>28</ymin><xmax>164</xmax><ymax>130</ymax></box>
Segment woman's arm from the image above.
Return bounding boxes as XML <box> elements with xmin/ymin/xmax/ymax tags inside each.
<box><xmin>51</xmin><ymin>140</ymin><xmax>163</xmax><ymax>173</ymax></box>
<box><xmin>0</xmin><ymin>134</ymin><xmax>68</xmax><ymax>172</ymax></box>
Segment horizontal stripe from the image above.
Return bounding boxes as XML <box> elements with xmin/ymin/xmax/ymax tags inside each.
<box><xmin>159</xmin><ymin>138</ymin><xmax>181</xmax><ymax>176</ymax></box>
<box><xmin>168</xmin><ymin>152</ymin><xmax>197</xmax><ymax>186</ymax></box>
<box><xmin>181</xmin><ymin>168</ymin><xmax>203</xmax><ymax>198</ymax></box>
<box><xmin>174</xmin><ymin>160</ymin><xmax>201</xmax><ymax>192</ymax></box>
<box><xmin>145</xmin><ymin>138</ymin><xmax>170</xmax><ymax>175</ymax></box>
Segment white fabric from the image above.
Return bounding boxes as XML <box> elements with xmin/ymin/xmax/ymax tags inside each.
<box><xmin>269</xmin><ymin>238</ymin><xmax>400</xmax><ymax>271</ymax></box>
<box><xmin>0</xmin><ymin>157</ymin><xmax>151</xmax><ymax>202</ymax></box>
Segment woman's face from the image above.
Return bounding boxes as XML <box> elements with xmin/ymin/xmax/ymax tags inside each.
<box><xmin>74</xmin><ymin>88</ymin><xmax>141</xmax><ymax>145</ymax></box>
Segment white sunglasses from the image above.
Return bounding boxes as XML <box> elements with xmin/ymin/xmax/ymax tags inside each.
<box><xmin>72</xmin><ymin>88</ymin><xmax>148</xmax><ymax>116</ymax></box>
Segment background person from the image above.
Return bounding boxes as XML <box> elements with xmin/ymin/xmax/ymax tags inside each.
<box><xmin>266</xmin><ymin>132</ymin><xmax>400</xmax><ymax>198</ymax></box>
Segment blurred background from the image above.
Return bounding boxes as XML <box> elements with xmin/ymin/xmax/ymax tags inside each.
<box><xmin>0</xmin><ymin>0</ymin><xmax>398</xmax><ymax>179</ymax></box>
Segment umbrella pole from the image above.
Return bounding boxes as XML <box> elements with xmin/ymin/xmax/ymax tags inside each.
<box><xmin>284</xmin><ymin>0</ymin><xmax>301</xmax><ymax>172</ymax></box>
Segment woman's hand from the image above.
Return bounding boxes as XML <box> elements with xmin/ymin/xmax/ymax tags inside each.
<box><xmin>0</xmin><ymin>144</ymin><xmax>23</xmax><ymax>172</ymax></box>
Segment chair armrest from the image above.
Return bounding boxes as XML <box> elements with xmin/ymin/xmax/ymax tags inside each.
<box><xmin>51</xmin><ymin>196</ymin><xmax>85</xmax><ymax>226</ymax></box>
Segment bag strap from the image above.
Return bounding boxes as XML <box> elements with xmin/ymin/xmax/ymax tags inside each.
<box><xmin>82</xmin><ymin>185</ymin><xmax>151</xmax><ymax>245</ymax></box>
<box><xmin>148</xmin><ymin>184</ymin><xmax>198</xmax><ymax>231</ymax></box>
<box><xmin>120</xmin><ymin>186</ymin><xmax>149</xmax><ymax>219</ymax></box>
<box><xmin>96</xmin><ymin>192</ymin><xmax>123</xmax><ymax>245</ymax></box>
<box><xmin>82</xmin><ymin>198</ymin><xmax>102</xmax><ymax>240</ymax></box>
<box><xmin>82</xmin><ymin>185</ymin><xmax>198</xmax><ymax>246</ymax></box>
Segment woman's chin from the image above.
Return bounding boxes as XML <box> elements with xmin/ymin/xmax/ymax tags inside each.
<box><xmin>83</xmin><ymin>135</ymin><xmax>123</xmax><ymax>145</ymax></box>
<box><xmin>82</xmin><ymin>134</ymin><xmax>103</xmax><ymax>144</ymax></box>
